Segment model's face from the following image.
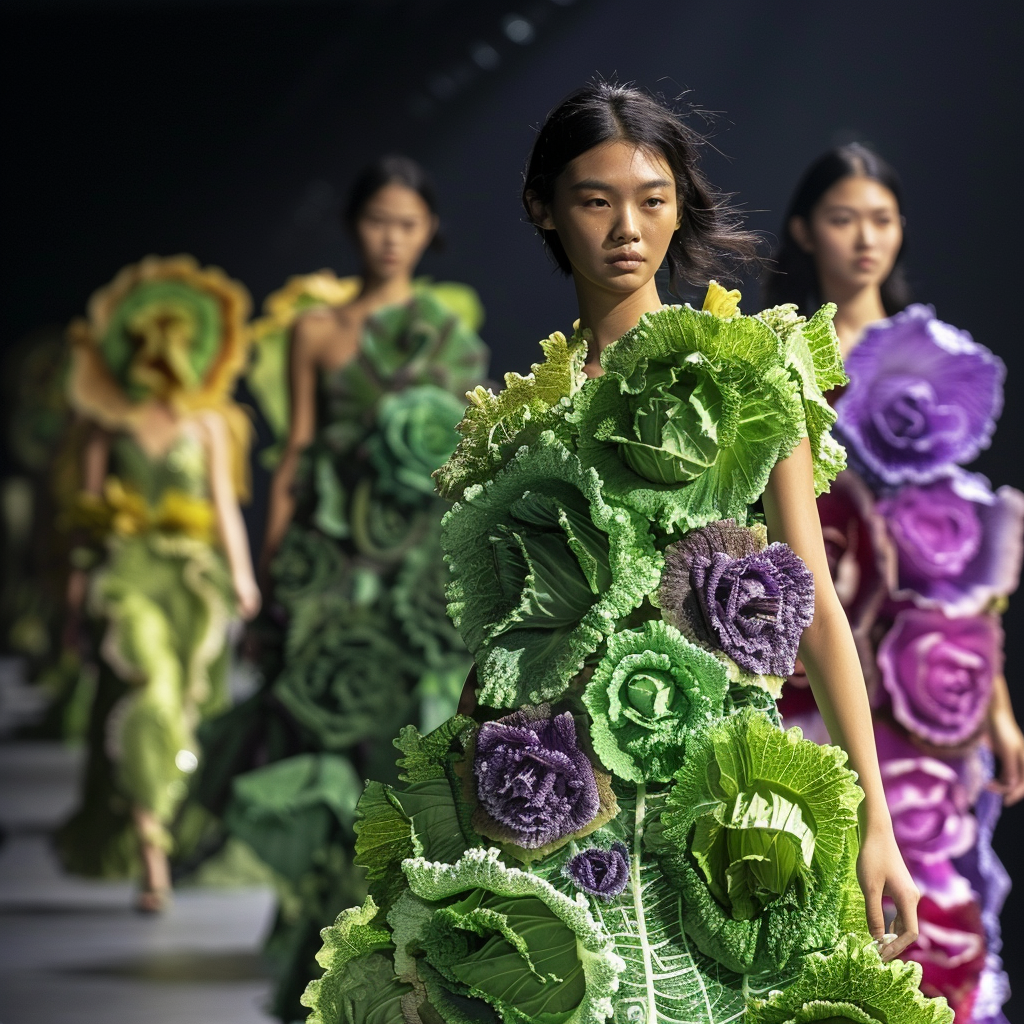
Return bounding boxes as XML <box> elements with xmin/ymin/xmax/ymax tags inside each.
<box><xmin>356</xmin><ymin>182</ymin><xmax>438</xmax><ymax>282</ymax></box>
<box><xmin>792</xmin><ymin>176</ymin><xmax>902</xmax><ymax>295</ymax></box>
<box><xmin>530</xmin><ymin>140</ymin><xmax>680</xmax><ymax>297</ymax></box>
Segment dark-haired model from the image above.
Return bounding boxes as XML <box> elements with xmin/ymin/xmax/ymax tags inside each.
<box><xmin>770</xmin><ymin>144</ymin><xmax>1022</xmax><ymax>1023</ymax></box>
<box><xmin>189</xmin><ymin>156</ymin><xmax>488</xmax><ymax>1020</ymax></box>
<box><xmin>297</xmin><ymin>86</ymin><xmax>952</xmax><ymax>1024</ymax></box>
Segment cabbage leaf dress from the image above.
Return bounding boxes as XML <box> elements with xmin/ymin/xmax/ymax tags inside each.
<box><xmin>299</xmin><ymin>285</ymin><xmax>953</xmax><ymax>1024</ymax></box>
<box><xmin>779</xmin><ymin>304</ymin><xmax>1021</xmax><ymax>1024</ymax></box>
<box><xmin>193</xmin><ymin>277</ymin><xmax>489</xmax><ymax>1020</ymax></box>
<box><xmin>56</xmin><ymin>254</ymin><xmax>252</xmax><ymax>877</ymax></box>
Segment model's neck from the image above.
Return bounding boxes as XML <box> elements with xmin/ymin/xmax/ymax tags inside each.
<box><xmin>575</xmin><ymin>278</ymin><xmax>665</xmax><ymax>359</ymax></box>
<box><xmin>359</xmin><ymin>272</ymin><xmax>415</xmax><ymax>311</ymax></box>
<box><xmin>820</xmin><ymin>279</ymin><xmax>887</xmax><ymax>357</ymax></box>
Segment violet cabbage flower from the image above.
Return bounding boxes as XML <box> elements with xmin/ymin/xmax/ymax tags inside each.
<box><xmin>879</xmin><ymin>470</ymin><xmax>1024</xmax><ymax>616</ymax></box>
<box><xmin>563</xmin><ymin>842</ymin><xmax>630</xmax><ymax>901</ymax></box>
<box><xmin>469</xmin><ymin>705</ymin><xmax>616</xmax><ymax>858</ymax></box>
<box><xmin>835</xmin><ymin>304</ymin><xmax>1004</xmax><ymax>485</ymax></box>
<box><xmin>877</xmin><ymin>608</ymin><xmax>1002</xmax><ymax>746</ymax></box>
<box><xmin>660</xmin><ymin>519</ymin><xmax>814</xmax><ymax>677</ymax></box>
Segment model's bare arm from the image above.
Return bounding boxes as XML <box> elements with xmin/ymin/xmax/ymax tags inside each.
<box><xmin>988</xmin><ymin>672</ymin><xmax>1024</xmax><ymax>805</ymax></box>
<box><xmin>201</xmin><ymin>410</ymin><xmax>260</xmax><ymax>620</ymax></box>
<box><xmin>763</xmin><ymin>436</ymin><xmax>919</xmax><ymax>960</ymax></box>
<box><xmin>259</xmin><ymin>313</ymin><xmax>325</xmax><ymax>575</ymax></box>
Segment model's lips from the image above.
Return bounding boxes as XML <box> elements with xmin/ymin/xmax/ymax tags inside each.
<box><xmin>608</xmin><ymin>250</ymin><xmax>644</xmax><ymax>270</ymax></box>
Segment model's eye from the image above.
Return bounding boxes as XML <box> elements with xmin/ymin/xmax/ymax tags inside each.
<box><xmin>644</xmin><ymin>197</ymin><xmax>666</xmax><ymax>207</ymax></box>
<box><xmin>828</xmin><ymin>215</ymin><xmax>852</xmax><ymax>226</ymax></box>
<box><xmin>584</xmin><ymin>197</ymin><xmax>610</xmax><ymax>207</ymax></box>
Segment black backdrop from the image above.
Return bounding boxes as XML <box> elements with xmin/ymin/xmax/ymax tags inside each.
<box><xmin>4</xmin><ymin>0</ymin><xmax>1023</xmax><ymax>1003</ymax></box>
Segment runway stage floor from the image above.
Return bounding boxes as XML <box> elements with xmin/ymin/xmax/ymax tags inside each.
<box><xmin>0</xmin><ymin>741</ymin><xmax>278</xmax><ymax>1024</ymax></box>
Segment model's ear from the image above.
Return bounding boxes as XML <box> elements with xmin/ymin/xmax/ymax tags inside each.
<box><xmin>525</xmin><ymin>190</ymin><xmax>556</xmax><ymax>231</ymax></box>
<box><xmin>788</xmin><ymin>215</ymin><xmax>814</xmax><ymax>253</ymax></box>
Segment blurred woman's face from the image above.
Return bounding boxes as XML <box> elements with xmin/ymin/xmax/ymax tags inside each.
<box><xmin>791</xmin><ymin>175</ymin><xmax>903</xmax><ymax>296</ymax></box>
<box><xmin>356</xmin><ymin>182</ymin><xmax>437</xmax><ymax>282</ymax></box>
<box><xmin>529</xmin><ymin>140</ymin><xmax>680</xmax><ymax>298</ymax></box>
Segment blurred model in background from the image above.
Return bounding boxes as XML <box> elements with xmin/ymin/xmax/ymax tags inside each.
<box><xmin>0</xmin><ymin>327</ymin><xmax>95</xmax><ymax>738</ymax></box>
<box><xmin>190</xmin><ymin>155</ymin><xmax>489</xmax><ymax>1019</ymax></box>
<box><xmin>766</xmin><ymin>144</ymin><xmax>1024</xmax><ymax>1022</ymax></box>
<box><xmin>56</xmin><ymin>255</ymin><xmax>260</xmax><ymax>912</ymax></box>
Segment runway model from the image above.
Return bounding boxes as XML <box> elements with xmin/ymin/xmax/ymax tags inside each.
<box><xmin>191</xmin><ymin>156</ymin><xmax>488</xmax><ymax>1019</ymax></box>
<box><xmin>56</xmin><ymin>255</ymin><xmax>259</xmax><ymax>912</ymax></box>
<box><xmin>767</xmin><ymin>144</ymin><xmax>1023</xmax><ymax>1022</ymax></box>
<box><xmin>299</xmin><ymin>84</ymin><xmax>951</xmax><ymax>1024</ymax></box>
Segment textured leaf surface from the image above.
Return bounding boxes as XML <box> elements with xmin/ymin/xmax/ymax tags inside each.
<box><xmin>660</xmin><ymin>710</ymin><xmax>862</xmax><ymax>974</ymax></box>
<box><xmin>442</xmin><ymin>433</ymin><xmax>662</xmax><ymax>708</ymax></box>
<box><xmin>746</xmin><ymin>933</ymin><xmax>953</xmax><ymax>1024</ymax></box>
<box><xmin>591</xmin><ymin>784</ymin><xmax>748</xmax><ymax>1024</ymax></box>
<box><xmin>572</xmin><ymin>306</ymin><xmax>805</xmax><ymax>534</ymax></box>
<box><xmin>435</xmin><ymin>329</ymin><xmax>587</xmax><ymax>500</ymax></box>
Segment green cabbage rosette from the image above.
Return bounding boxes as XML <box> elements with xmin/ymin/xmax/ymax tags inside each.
<box><xmin>393</xmin><ymin>520</ymin><xmax>465</xmax><ymax>666</ymax></box>
<box><xmin>569</xmin><ymin>305</ymin><xmax>807</xmax><ymax>534</ymax></box>
<box><xmin>582</xmin><ymin>620</ymin><xmax>728</xmax><ymax>782</ymax></box>
<box><xmin>442</xmin><ymin>431</ymin><xmax>663</xmax><ymax>709</ymax></box>
<box><xmin>659</xmin><ymin>709</ymin><xmax>863</xmax><ymax>974</ymax></box>
<box><xmin>746</xmin><ymin>934</ymin><xmax>953</xmax><ymax>1024</ymax></box>
<box><xmin>367</xmin><ymin>385</ymin><xmax>468</xmax><ymax>503</ymax></box>
<box><xmin>388</xmin><ymin>848</ymin><xmax>623</xmax><ymax>1024</ymax></box>
<box><xmin>435</xmin><ymin>328</ymin><xmax>588</xmax><ymax>501</ymax></box>
<box><xmin>269</xmin><ymin>526</ymin><xmax>348</xmax><ymax>610</ymax></box>
<box><xmin>342</xmin><ymin>291</ymin><xmax>489</xmax><ymax>419</ymax></box>
<box><xmin>759</xmin><ymin>303</ymin><xmax>848</xmax><ymax>495</ymax></box>
<box><xmin>300</xmin><ymin>895</ymin><xmax>415</xmax><ymax>1024</ymax></box>
<box><xmin>272</xmin><ymin>604</ymin><xmax>420</xmax><ymax>750</ymax></box>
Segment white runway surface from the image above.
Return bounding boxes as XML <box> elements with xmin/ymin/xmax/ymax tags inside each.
<box><xmin>0</xmin><ymin>738</ymin><xmax>278</xmax><ymax>1024</ymax></box>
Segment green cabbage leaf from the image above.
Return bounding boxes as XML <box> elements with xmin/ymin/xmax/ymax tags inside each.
<box><xmin>442</xmin><ymin>433</ymin><xmax>662</xmax><ymax>708</ymax></box>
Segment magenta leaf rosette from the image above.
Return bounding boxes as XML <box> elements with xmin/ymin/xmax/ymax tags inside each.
<box><xmin>879</xmin><ymin>470</ymin><xmax>1024</xmax><ymax>616</ymax></box>
<box><xmin>835</xmin><ymin>304</ymin><xmax>1004</xmax><ymax>485</ymax></box>
<box><xmin>660</xmin><ymin>519</ymin><xmax>814</xmax><ymax>678</ymax></box>
<box><xmin>878</xmin><ymin>608</ymin><xmax>1002</xmax><ymax>746</ymax></box>
<box><xmin>908</xmin><ymin>894</ymin><xmax>988</xmax><ymax>1022</ymax></box>
<box><xmin>466</xmin><ymin>704</ymin><xmax>617</xmax><ymax>861</ymax></box>
<box><xmin>874</xmin><ymin>720</ymin><xmax>977</xmax><ymax>906</ymax></box>
<box><xmin>818</xmin><ymin>469</ymin><xmax>897</xmax><ymax>636</ymax></box>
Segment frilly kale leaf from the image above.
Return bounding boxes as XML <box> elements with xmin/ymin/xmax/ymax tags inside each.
<box><xmin>299</xmin><ymin>896</ymin><xmax>411</xmax><ymax>1024</ymax></box>
<box><xmin>442</xmin><ymin>432</ymin><xmax>662</xmax><ymax>708</ymax></box>
<box><xmin>760</xmin><ymin>302</ymin><xmax>848</xmax><ymax>495</ymax></box>
<box><xmin>435</xmin><ymin>329</ymin><xmax>587</xmax><ymax>501</ymax></box>
<box><xmin>746</xmin><ymin>933</ymin><xmax>953</xmax><ymax>1024</ymax></box>
<box><xmin>390</xmin><ymin>847</ymin><xmax>623</xmax><ymax>1024</ymax></box>
<box><xmin>659</xmin><ymin>709</ymin><xmax>863</xmax><ymax>974</ymax></box>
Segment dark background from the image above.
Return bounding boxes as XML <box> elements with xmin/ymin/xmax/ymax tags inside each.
<box><xmin>4</xmin><ymin>0</ymin><xmax>1022</xmax><ymax>1004</ymax></box>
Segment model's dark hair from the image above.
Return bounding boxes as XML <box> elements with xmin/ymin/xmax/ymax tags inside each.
<box><xmin>522</xmin><ymin>82</ymin><xmax>760</xmax><ymax>292</ymax></box>
<box><xmin>763</xmin><ymin>143</ymin><xmax>911</xmax><ymax>314</ymax></box>
<box><xmin>344</xmin><ymin>154</ymin><xmax>442</xmax><ymax>250</ymax></box>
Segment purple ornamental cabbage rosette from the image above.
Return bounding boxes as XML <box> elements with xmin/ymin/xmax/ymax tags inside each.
<box><xmin>878</xmin><ymin>470</ymin><xmax>1024</xmax><ymax>617</ymax></box>
<box><xmin>563</xmin><ymin>842</ymin><xmax>630</xmax><ymax>901</ymax></box>
<box><xmin>877</xmin><ymin>608</ymin><xmax>1002</xmax><ymax>747</ymax></box>
<box><xmin>835</xmin><ymin>305</ymin><xmax>1004</xmax><ymax>485</ymax></box>
<box><xmin>659</xmin><ymin>519</ymin><xmax>814</xmax><ymax>678</ymax></box>
<box><xmin>465</xmin><ymin>703</ymin><xmax>618</xmax><ymax>862</ymax></box>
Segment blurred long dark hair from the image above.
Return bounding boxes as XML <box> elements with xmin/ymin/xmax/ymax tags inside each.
<box><xmin>763</xmin><ymin>143</ymin><xmax>911</xmax><ymax>315</ymax></box>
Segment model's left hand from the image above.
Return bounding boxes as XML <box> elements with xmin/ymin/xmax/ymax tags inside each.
<box><xmin>856</xmin><ymin>827</ymin><xmax>919</xmax><ymax>962</ymax></box>
<box><xmin>988</xmin><ymin>705</ymin><xmax>1024</xmax><ymax>805</ymax></box>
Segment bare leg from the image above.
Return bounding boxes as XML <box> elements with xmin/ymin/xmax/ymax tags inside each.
<box><xmin>132</xmin><ymin>805</ymin><xmax>171</xmax><ymax>913</ymax></box>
